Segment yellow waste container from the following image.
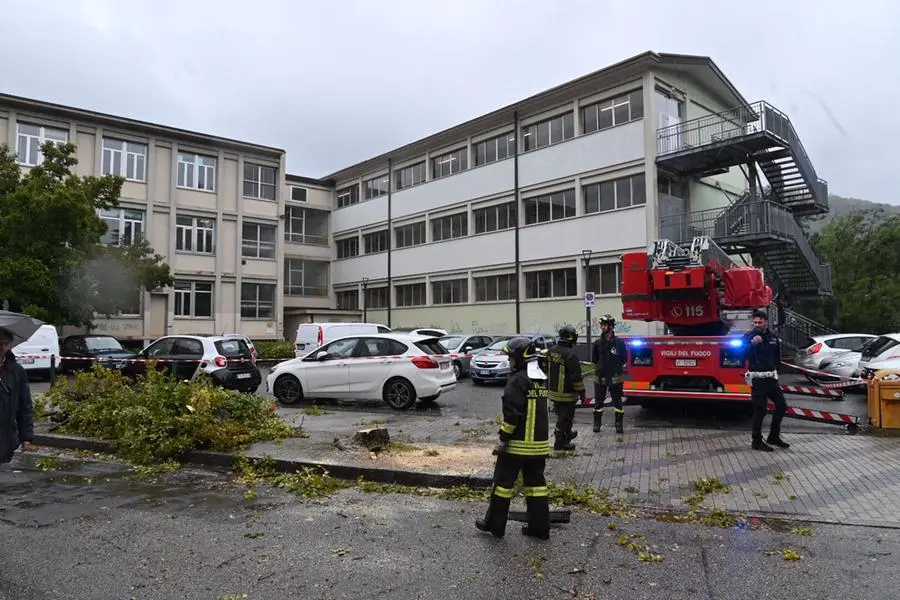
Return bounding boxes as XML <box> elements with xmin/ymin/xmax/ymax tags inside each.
<box><xmin>867</xmin><ymin>369</ymin><xmax>900</xmax><ymax>429</ymax></box>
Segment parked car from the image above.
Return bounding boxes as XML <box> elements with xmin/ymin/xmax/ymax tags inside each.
<box><xmin>795</xmin><ymin>333</ymin><xmax>878</xmax><ymax>372</ymax></box>
<box><xmin>469</xmin><ymin>334</ymin><xmax>556</xmax><ymax>385</ymax></box>
<box><xmin>294</xmin><ymin>322</ymin><xmax>389</xmax><ymax>357</ymax></box>
<box><xmin>222</xmin><ymin>333</ymin><xmax>259</xmax><ymax>361</ymax></box>
<box><xmin>855</xmin><ymin>333</ymin><xmax>900</xmax><ymax>378</ymax></box>
<box><xmin>390</xmin><ymin>327</ymin><xmax>448</xmax><ymax>338</ymax></box>
<box><xmin>438</xmin><ymin>334</ymin><xmax>495</xmax><ymax>380</ymax></box>
<box><xmin>267</xmin><ymin>333</ymin><xmax>456</xmax><ymax>410</ymax></box>
<box><xmin>60</xmin><ymin>334</ymin><xmax>137</xmax><ymax>372</ymax></box>
<box><xmin>859</xmin><ymin>356</ymin><xmax>900</xmax><ymax>380</ymax></box>
<box><xmin>16</xmin><ymin>324</ymin><xmax>62</xmax><ymax>380</ymax></box>
<box><xmin>122</xmin><ymin>335</ymin><xmax>261</xmax><ymax>393</ymax></box>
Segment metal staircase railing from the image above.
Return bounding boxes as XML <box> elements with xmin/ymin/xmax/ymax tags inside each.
<box><xmin>778</xmin><ymin>307</ymin><xmax>838</xmax><ymax>354</ymax></box>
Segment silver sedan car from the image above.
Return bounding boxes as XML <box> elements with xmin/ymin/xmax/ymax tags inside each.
<box><xmin>437</xmin><ymin>334</ymin><xmax>495</xmax><ymax>380</ymax></box>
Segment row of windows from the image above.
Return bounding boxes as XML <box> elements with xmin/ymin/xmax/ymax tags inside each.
<box><xmin>336</xmin><ymin>263</ymin><xmax>622</xmax><ymax>309</ymax></box>
<box><xmin>334</xmin><ymin>88</ymin><xmax>644</xmax><ymax>207</ymax></box>
<box><xmin>335</xmin><ymin>173</ymin><xmax>645</xmax><ymax>258</ymax></box>
<box><xmin>173</xmin><ymin>281</ymin><xmax>276</xmax><ymax>319</ymax></box>
<box><xmin>13</xmin><ymin>123</ymin><xmax>281</xmax><ymax>200</ymax></box>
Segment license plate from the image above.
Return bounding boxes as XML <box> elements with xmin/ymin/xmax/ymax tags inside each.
<box><xmin>675</xmin><ymin>359</ymin><xmax>696</xmax><ymax>367</ymax></box>
<box><xmin>236</xmin><ymin>373</ymin><xmax>251</xmax><ymax>379</ymax></box>
<box><xmin>478</xmin><ymin>370</ymin><xmax>491</xmax><ymax>376</ymax></box>
<box><xmin>19</xmin><ymin>358</ymin><xmax>34</xmax><ymax>364</ymax></box>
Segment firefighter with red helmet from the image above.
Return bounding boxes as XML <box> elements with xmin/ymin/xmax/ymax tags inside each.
<box><xmin>591</xmin><ymin>314</ymin><xmax>627</xmax><ymax>433</ymax></box>
<box><xmin>475</xmin><ymin>337</ymin><xmax>551</xmax><ymax>540</ymax></box>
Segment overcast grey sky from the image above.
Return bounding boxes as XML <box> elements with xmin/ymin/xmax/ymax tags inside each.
<box><xmin>1</xmin><ymin>0</ymin><xmax>896</xmax><ymax>203</ymax></box>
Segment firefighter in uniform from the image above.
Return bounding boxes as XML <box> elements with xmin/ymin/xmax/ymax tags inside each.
<box><xmin>475</xmin><ymin>337</ymin><xmax>551</xmax><ymax>540</ymax></box>
<box><xmin>591</xmin><ymin>314</ymin><xmax>627</xmax><ymax>433</ymax></box>
<box><xmin>743</xmin><ymin>309</ymin><xmax>790</xmax><ymax>452</ymax></box>
<box><xmin>547</xmin><ymin>325</ymin><xmax>586</xmax><ymax>451</ymax></box>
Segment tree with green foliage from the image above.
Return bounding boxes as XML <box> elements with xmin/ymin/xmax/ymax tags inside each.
<box><xmin>800</xmin><ymin>210</ymin><xmax>900</xmax><ymax>333</ymax></box>
<box><xmin>0</xmin><ymin>142</ymin><xmax>172</xmax><ymax>325</ymax></box>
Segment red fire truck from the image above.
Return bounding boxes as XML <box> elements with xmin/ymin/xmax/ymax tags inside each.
<box><xmin>614</xmin><ymin>237</ymin><xmax>857</xmax><ymax>430</ymax></box>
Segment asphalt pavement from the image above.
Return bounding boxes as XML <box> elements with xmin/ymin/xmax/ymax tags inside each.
<box><xmin>1</xmin><ymin>450</ymin><xmax>898</xmax><ymax>600</ymax></box>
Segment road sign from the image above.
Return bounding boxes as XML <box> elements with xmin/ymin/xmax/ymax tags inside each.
<box><xmin>584</xmin><ymin>292</ymin><xmax>595</xmax><ymax>308</ymax></box>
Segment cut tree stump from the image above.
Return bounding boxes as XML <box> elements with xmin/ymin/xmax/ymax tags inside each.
<box><xmin>353</xmin><ymin>427</ymin><xmax>390</xmax><ymax>450</ymax></box>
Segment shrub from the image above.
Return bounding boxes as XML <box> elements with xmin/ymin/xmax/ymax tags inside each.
<box><xmin>45</xmin><ymin>366</ymin><xmax>295</xmax><ymax>465</ymax></box>
<box><xmin>255</xmin><ymin>340</ymin><xmax>295</xmax><ymax>360</ymax></box>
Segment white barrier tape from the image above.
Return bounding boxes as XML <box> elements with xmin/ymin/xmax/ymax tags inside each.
<box><xmin>13</xmin><ymin>353</ymin><xmax>480</xmax><ymax>365</ymax></box>
<box><xmin>779</xmin><ymin>360</ymin><xmax>867</xmax><ymax>386</ymax></box>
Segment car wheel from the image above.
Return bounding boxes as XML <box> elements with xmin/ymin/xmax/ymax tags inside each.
<box><xmin>383</xmin><ymin>377</ymin><xmax>416</xmax><ymax>410</ymax></box>
<box><xmin>452</xmin><ymin>361</ymin><xmax>462</xmax><ymax>380</ymax></box>
<box><xmin>273</xmin><ymin>374</ymin><xmax>304</xmax><ymax>405</ymax></box>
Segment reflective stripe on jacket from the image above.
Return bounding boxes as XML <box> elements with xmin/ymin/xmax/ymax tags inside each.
<box><xmin>546</xmin><ymin>343</ymin><xmax>585</xmax><ymax>403</ymax></box>
<box><xmin>499</xmin><ymin>369</ymin><xmax>550</xmax><ymax>458</ymax></box>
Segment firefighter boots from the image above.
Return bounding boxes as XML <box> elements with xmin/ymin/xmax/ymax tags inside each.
<box><xmin>520</xmin><ymin>496</ymin><xmax>550</xmax><ymax>540</ymax></box>
<box><xmin>592</xmin><ymin>410</ymin><xmax>602</xmax><ymax>432</ymax></box>
<box><xmin>614</xmin><ymin>412</ymin><xmax>624</xmax><ymax>434</ymax></box>
<box><xmin>553</xmin><ymin>431</ymin><xmax>575</xmax><ymax>451</ymax></box>
<box><xmin>475</xmin><ymin>495</ymin><xmax>512</xmax><ymax>538</ymax></box>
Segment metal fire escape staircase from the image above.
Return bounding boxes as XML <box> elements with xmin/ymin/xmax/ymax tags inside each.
<box><xmin>655</xmin><ymin>101</ymin><xmax>832</xmax><ymax>301</ymax></box>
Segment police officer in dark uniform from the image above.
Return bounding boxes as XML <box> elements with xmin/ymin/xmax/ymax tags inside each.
<box><xmin>742</xmin><ymin>309</ymin><xmax>789</xmax><ymax>452</ymax></box>
<box><xmin>591</xmin><ymin>314</ymin><xmax>627</xmax><ymax>434</ymax></box>
<box><xmin>475</xmin><ymin>337</ymin><xmax>551</xmax><ymax>540</ymax></box>
<box><xmin>546</xmin><ymin>325</ymin><xmax>585</xmax><ymax>451</ymax></box>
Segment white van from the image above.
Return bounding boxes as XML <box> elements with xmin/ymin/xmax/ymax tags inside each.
<box><xmin>294</xmin><ymin>322</ymin><xmax>390</xmax><ymax>357</ymax></box>
<box><xmin>15</xmin><ymin>324</ymin><xmax>62</xmax><ymax>379</ymax></box>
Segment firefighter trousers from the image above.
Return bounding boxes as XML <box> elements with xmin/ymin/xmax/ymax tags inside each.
<box><xmin>480</xmin><ymin>453</ymin><xmax>549</xmax><ymax>539</ymax></box>
<box><xmin>750</xmin><ymin>377</ymin><xmax>786</xmax><ymax>442</ymax></box>
<box><xmin>594</xmin><ymin>377</ymin><xmax>624</xmax><ymax>430</ymax></box>
<box><xmin>552</xmin><ymin>401</ymin><xmax>577</xmax><ymax>446</ymax></box>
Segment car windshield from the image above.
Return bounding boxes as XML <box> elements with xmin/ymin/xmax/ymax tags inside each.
<box><xmin>439</xmin><ymin>336</ymin><xmax>465</xmax><ymax>350</ymax></box>
<box><xmin>486</xmin><ymin>340</ymin><xmax>509</xmax><ymax>351</ymax></box>
<box><xmin>84</xmin><ymin>336</ymin><xmax>124</xmax><ymax>352</ymax></box>
<box><xmin>853</xmin><ymin>338</ymin><xmax>876</xmax><ymax>352</ymax></box>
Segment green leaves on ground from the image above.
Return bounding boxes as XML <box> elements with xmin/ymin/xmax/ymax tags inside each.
<box><xmin>44</xmin><ymin>367</ymin><xmax>295</xmax><ymax>464</ymax></box>
<box><xmin>0</xmin><ymin>142</ymin><xmax>172</xmax><ymax>325</ymax></box>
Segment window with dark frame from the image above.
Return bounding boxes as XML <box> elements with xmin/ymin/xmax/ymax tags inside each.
<box><xmin>395</xmin><ymin>222</ymin><xmax>426</xmax><ymax>248</ymax></box>
<box><xmin>432</xmin><ymin>278</ymin><xmax>468</xmax><ymax>305</ymax></box>
<box><xmin>524</xmin><ymin>268</ymin><xmax>577</xmax><ymax>299</ymax></box>
<box><xmin>431</xmin><ymin>148</ymin><xmax>468</xmax><ymax>179</ymax></box>
<box><xmin>583</xmin><ymin>174</ymin><xmax>646</xmax><ymax>214</ymax></box>
<box><xmin>363</xmin><ymin>230</ymin><xmax>389</xmax><ymax>254</ymax></box>
<box><xmin>364</xmin><ymin>175</ymin><xmax>390</xmax><ymax>200</ymax></box>
<box><xmin>581</xmin><ymin>89</ymin><xmax>644</xmax><ymax>134</ymax></box>
<box><xmin>364</xmin><ymin>286</ymin><xmax>389</xmax><ymax>309</ymax></box>
<box><xmin>523</xmin><ymin>189</ymin><xmax>576</xmax><ymax>225</ymax></box>
<box><xmin>395</xmin><ymin>283</ymin><xmax>426</xmax><ymax>307</ymax></box>
<box><xmin>394</xmin><ymin>162</ymin><xmax>426</xmax><ymax>190</ymax></box>
<box><xmin>473</xmin><ymin>132</ymin><xmax>516</xmax><ymax>166</ymax></box>
<box><xmin>473</xmin><ymin>202</ymin><xmax>517</xmax><ymax>234</ymax></box>
<box><xmin>474</xmin><ymin>274</ymin><xmax>517</xmax><ymax>302</ymax></box>
<box><xmin>431</xmin><ymin>212</ymin><xmax>468</xmax><ymax>242</ymax></box>
<box><xmin>522</xmin><ymin>112</ymin><xmax>575</xmax><ymax>152</ymax></box>
<box><xmin>336</xmin><ymin>237</ymin><xmax>359</xmax><ymax>259</ymax></box>
<box><xmin>337</xmin><ymin>185</ymin><xmax>359</xmax><ymax>208</ymax></box>
<box><xmin>586</xmin><ymin>263</ymin><xmax>622</xmax><ymax>295</ymax></box>
<box><xmin>335</xmin><ymin>290</ymin><xmax>359</xmax><ymax>311</ymax></box>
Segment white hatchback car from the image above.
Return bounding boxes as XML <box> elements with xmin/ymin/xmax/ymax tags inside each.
<box><xmin>266</xmin><ymin>333</ymin><xmax>456</xmax><ymax>410</ymax></box>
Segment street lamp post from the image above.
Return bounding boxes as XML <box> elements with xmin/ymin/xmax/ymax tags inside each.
<box><xmin>581</xmin><ymin>249</ymin><xmax>593</xmax><ymax>359</ymax></box>
<box><xmin>361</xmin><ymin>277</ymin><xmax>369</xmax><ymax>323</ymax></box>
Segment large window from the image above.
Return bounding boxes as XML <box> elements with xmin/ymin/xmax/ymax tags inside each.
<box><xmin>473</xmin><ymin>132</ymin><xmax>515</xmax><ymax>166</ymax></box>
<box><xmin>285</xmin><ymin>206</ymin><xmax>328</xmax><ymax>246</ymax></box>
<box><xmin>473</xmin><ymin>202</ymin><xmax>517</xmax><ymax>234</ymax></box>
<box><xmin>174</xmin><ymin>281</ymin><xmax>213</xmax><ymax>318</ymax></box>
<box><xmin>395</xmin><ymin>222</ymin><xmax>426</xmax><ymax>248</ymax></box>
<box><xmin>337</xmin><ymin>185</ymin><xmax>359</xmax><ymax>208</ymax></box>
<box><xmin>102</xmin><ymin>138</ymin><xmax>147</xmax><ymax>181</ymax></box>
<box><xmin>395</xmin><ymin>283</ymin><xmax>426</xmax><ymax>307</ymax></box>
<box><xmin>336</xmin><ymin>237</ymin><xmax>359</xmax><ymax>259</ymax></box>
<box><xmin>241</xmin><ymin>283</ymin><xmax>276</xmax><ymax>319</ymax></box>
<box><xmin>432</xmin><ymin>278</ymin><xmax>468</xmax><ymax>305</ymax></box>
<box><xmin>364</xmin><ymin>286</ymin><xmax>389</xmax><ymax>309</ymax></box>
<box><xmin>363</xmin><ymin>230</ymin><xmax>389</xmax><ymax>254</ymax></box>
<box><xmin>586</xmin><ymin>263</ymin><xmax>622</xmax><ymax>295</ymax></box>
<box><xmin>177</xmin><ymin>153</ymin><xmax>216</xmax><ymax>192</ymax></box>
<box><xmin>474</xmin><ymin>274</ymin><xmax>517</xmax><ymax>302</ymax></box>
<box><xmin>290</xmin><ymin>186</ymin><xmax>308</xmax><ymax>202</ymax></box>
<box><xmin>432</xmin><ymin>212</ymin><xmax>467</xmax><ymax>242</ymax></box>
<box><xmin>583</xmin><ymin>174</ymin><xmax>646</xmax><ymax>214</ymax></box>
<box><xmin>16</xmin><ymin>123</ymin><xmax>68</xmax><ymax>166</ymax></box>
<box><xmin>99</xmin><ymin>208</ymin><xmax>144</xmax><ymax>246</ymax></box>
<box><xmin>175</xmin><ymin>216</ymin><xmax>215</xmax><ymax>254</ymax></box>
<box><xmin>431</xmin><ymin>148</ymin><xmax>467</xmax><ymax>179</ymax></box>
<box><xmin>364</xmin><ymin>175</ymin><xmax>390</xmax><ymax>200</ymax></box>
<box><xmin>241</xmin><ymin>222</ymin><xmax>276</xmax><ymax>259</ymax></box>
<box><xmin>522</xmin><ymin>112</ymin><xmax>574</xmax><ymax>152</ymax></box>
<box><xmin>336</xmin><ymin>290</ymin><xmax>359</xmax><ymax>311</ymax></box>
<box><xmin>523</xmin><ymin>189</ymin><xmax>576</xmax><ymax>225</ymax></box>
<box><xmin>284</xmin><ymin>259</ymin><xmax>329</xmax><ymax>296</ymax></box>
<box><xmin>581</xmin><ymin>90</ymin><xmax>644</xmax><ymax>134</ymax></box>
<box><xmin>394</xmin><ymin>162</ymin><xmax>426</xmax><ymax>190</ymax></box>
<box><xmin>525</xmin><ymin>268</ymin><xmax>577</xmax><ymax>299</ymax></box>
<box><xmin>243</xmin><ymin>163</ymin><xmax>277</xmax><ymax>200</ymax></box>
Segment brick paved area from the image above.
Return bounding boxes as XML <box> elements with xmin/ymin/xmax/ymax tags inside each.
<box><xmin>263</xmin><ymin>405</ymin><xmax>900</xmax><ymax>527</ymax></box>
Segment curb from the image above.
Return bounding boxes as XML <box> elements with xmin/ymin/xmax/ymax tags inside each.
<box><xmin>31</xmin><ymin>433</ymin><xmax>494</xmax><ymax>489</ymax></box>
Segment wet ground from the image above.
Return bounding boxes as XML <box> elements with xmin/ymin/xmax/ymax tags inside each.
<box><xmin>2</xmin><ymin>450</ymin><xmax>899</xmax><ymax>600</ymax></box>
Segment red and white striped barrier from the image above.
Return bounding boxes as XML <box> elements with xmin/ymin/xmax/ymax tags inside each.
<box><xmin>772</xmin><ymin>403</ymin><xmax>860</xmax><ymax>427</ymax></box>
<box><xmin>779</xmin><ymin>385</ymin><xmax>845</xmax><ymax>399</ymax></box>
<box><xmin>13</xmin><ymin>352</ymin><xmax>484</xmax><ymax>365</ymax></box>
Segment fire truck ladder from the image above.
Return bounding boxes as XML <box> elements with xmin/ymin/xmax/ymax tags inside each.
<box><xmin>648</xmin><ymin>236</ymin><xmax>735</xmax><ymax>274</ymax></box>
